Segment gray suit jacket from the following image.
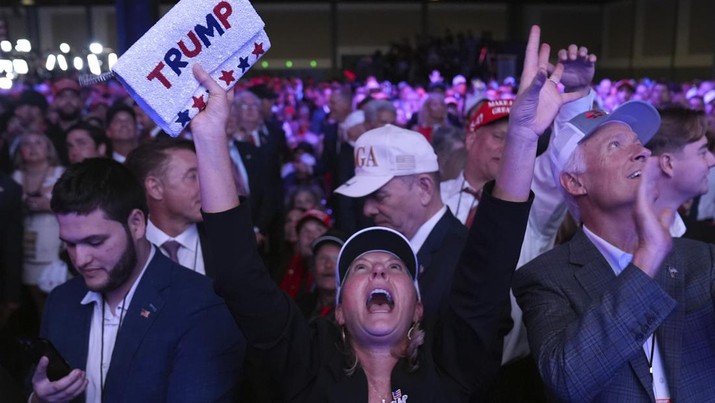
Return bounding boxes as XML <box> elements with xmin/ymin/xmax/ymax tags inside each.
<box><xmin>514</xmin><ymin>229</ymin><xmax>715</xmax><ymax>402</ymax></box>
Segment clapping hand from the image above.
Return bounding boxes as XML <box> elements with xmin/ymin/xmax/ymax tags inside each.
<box><xmin>632</xmin><ymin>157</ymin><xmax>674</xmax><ymax>277</ymax></box>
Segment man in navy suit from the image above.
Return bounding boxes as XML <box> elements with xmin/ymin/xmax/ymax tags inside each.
<box><xmin>30</xmin><ymin>158</ymin><xmax>244</xmax><ymax>403</ymax></box>
<box><xmin>228</xmin><ymin>90</ymin><xmax>284</xmax><ymax>253</ymax></box>
<box><xmin>334</xmin><ymin>124</ymin><xmax>468</xmax><ymax>330</ymax></box>
<box><xmin>125</xmin><ymin>138</ymin><xmax>217</xmax><ymax>277</ymax></box>
<box><xmin>515</xmin><ymin>100</ymin><xmax>715</xmax><ymax>401</ymax></box>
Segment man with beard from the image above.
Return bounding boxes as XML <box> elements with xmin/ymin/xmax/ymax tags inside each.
<box><xmin>29</xmin><ymin>158</ymin><xmax>244</xmax><ymax>403</ymax></box>
<box><xmin>105</xmin><ymin>104</ymin><xmax>139</xmax><ymax>163</ymax></box>
<box><xmin>47</xmin><ymin>79</ymin><xmax>84</xmax><ymax>165</ymax></box>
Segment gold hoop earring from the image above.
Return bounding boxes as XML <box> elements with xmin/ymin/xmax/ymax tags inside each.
<box><xmin>407</xmin><ymin>322</ymin><xmax>417</xmax><ymax>341</ymax></box>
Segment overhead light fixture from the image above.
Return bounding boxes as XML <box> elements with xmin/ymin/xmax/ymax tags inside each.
<box><xmin>89</xmin><ymin>42</ymin><xmax>103</xmax><ymax>54</ymax></box>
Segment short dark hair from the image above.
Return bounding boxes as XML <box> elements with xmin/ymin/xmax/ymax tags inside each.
<box><xmin>105</xmin><ymin>103</ymin><xmax>136</xmax><ymax>128</ymax></box>
<box><xmin>66</xmin><ymin>121</ymin><xmax>112</xmax><ymax>157</ymax></box>
<box><xmin>125</xmin><ymin>137</ymin><xmax>196</xmax><ymax>183</ymax></box>
<box><xmin>363</xmin><ymin>100</ymin><xmax>395</xmax><ymax>125</ymax></box>
<box><xmin>646</xmin><ymin>107</ymin><xmax>708</xmax><ymax>155</ymax></box>
<box><xmin>51</xmin><ymin>158</ymin><xmax>148</xmax><ymax>223</ymax></box>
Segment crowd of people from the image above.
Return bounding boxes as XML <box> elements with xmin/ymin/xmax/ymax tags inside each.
<box><xmin>0</xmin><ymin>23</ymin><xmax>714</xmax><ymax>403</ymax></box>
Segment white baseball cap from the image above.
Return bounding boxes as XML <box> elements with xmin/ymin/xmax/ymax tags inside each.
<box><xmin>704</xmin><ymin>89</ymin><xmax>715</xmax><ymax>105</ymax></box>
<box><xmin>452</xmin><ymin>74</ymin><xmax>467</xmax><ymax>86</ymax></box>
<box><xmin>335</xmin><ymin>124</ymin><xmax>439</xmax><ymax>198</ymax></box>
<box><xmin>549</xmin><ymin>100</ymin><xmax>661</xmax><ymax>186</ymax></box>
<box><xmin>341</xmin><ymin>110</ymin><xmax>365</xmax><ymax>131</ymax></box>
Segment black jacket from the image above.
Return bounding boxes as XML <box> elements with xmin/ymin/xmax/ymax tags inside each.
<box><xmin>204</xmin><ymin>182</ymin><xmax>532</xmax><ymax>402</ymax></box>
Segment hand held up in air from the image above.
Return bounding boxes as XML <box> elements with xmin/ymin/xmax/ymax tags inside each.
<box><xmin>190</xmin><ymin>63</ymin><xmax>240</xmax><ymax>213</ymax></box>
<box><xmin>553</xmin><ymin>44</ymin><xmax>597</xmax><ymax>95</ymax></box>
<box><xmin>495</xmin><ymin>25</ymin><xmax>583</xmax><ymax>202</ymax></box>
<box><xmin>509</xmin><ymin>26</ymin><xmax>585</xmax><ymax>142</ymax></box>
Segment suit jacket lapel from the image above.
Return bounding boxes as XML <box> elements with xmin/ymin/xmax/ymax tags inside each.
<box><xmin>416</xmin><ymin>210</ymin><xmax>453</xmax><ymax>283</ymax></box>
<box><xmin>654</xmin><ymin>252</ymin><xmax>684</xmax><ymax>401</ymax></box>
<box><xmin>65</xmin><ymin>297</ymin><xmax>94</xmax><ymax>370</ymax></box>
<box><xmin>104</xmin><ymin>252</ymin><xmax>168</xmax><ymax>397</ymax></box>
<box><xmin>570</xmin><ymin>230</ymin><xmax>616</xmax><ymax>302</ymax></box>
<box><xmin>569</xmin><ymin>230</ymin><xmax>654</xmax><ymax>398</ymax></box>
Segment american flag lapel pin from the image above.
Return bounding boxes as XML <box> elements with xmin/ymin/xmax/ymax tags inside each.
<box><xmin>140</xmin><ymin>309</ymin><xmax>151</xmax><ymax>318</ymax></box>
<box><xmin>392</xmin><ymin>388</ymin><xmax>408</xmax><ymax>403</ymax></box>
<box><xmin>667</xmin><ymin>265</ymin><xmax>678</xmax><ymax>279</ymax></box>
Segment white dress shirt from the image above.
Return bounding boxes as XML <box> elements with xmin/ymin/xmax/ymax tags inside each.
<box><xmin>441</xmin><ymin>171</ymin><xmax>479</xmax><ymax>224</ymax></box>
<box><xmin>145</xmin><ymin>219</ymin><xmax>205</xmax><ymax>275</ymax></box>
<box><xmin>80</xmin><ymin>246</ymin><xmax>154</xmax><ymax>403</ymax></box>
<box><xmin>409</xmin><ymin>205</ymin><xmax>448</xmax><ymax>255</ymax></box>
<box><xmin>111</xmin><ymin>151</ymin><xmax>126</xmax><ymax>164</ymax></box>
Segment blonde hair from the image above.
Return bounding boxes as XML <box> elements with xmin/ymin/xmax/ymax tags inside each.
<box><xmin>341</xmin><ymin>321</ymin><xmax>425</xmax><ymax>375</ymax></box>
<box><xmin>13</xmin><ymin>133</ymin><xmax>60</xmax><ymax>170</ymax></box>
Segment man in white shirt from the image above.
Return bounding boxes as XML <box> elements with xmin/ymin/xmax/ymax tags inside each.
<box><xmin>644</xmin><ymin>107</ymin><xmax>715</xmax><ymax>232</ymax></box>
<box><xmin>125</xmin><ymin>138</ymin><xmax>209</xmax><ymax>275</ymax></box>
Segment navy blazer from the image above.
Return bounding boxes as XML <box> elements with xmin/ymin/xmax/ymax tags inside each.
<box><xmin>39</xmin><ymin>249</ymin><xmax>245</xmax><ymax>403</ymax></box>
<box><xmin>233</xmin><ymin>140</ymin><xmax>282</xmax><ymax>236</ymax></box>
<box><xmin>416</xmin><ymin>209</ymin><xmax>468</xmax><ymax>327</ymax></box>
<box><xmin>515</xmin><ymin>229</ymin><xmax>715</xmax><ymax>402</ymax></box>
<box><xmin>0</xmin><ymin>172</ymin><xmax>23</xmax><ymax>304</ymax></box>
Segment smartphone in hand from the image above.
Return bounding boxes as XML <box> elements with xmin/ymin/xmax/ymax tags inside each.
<box><xmin>18</xmin><ymin>337</ymin><xmax>72</xmax><ymax>381</ymax></box>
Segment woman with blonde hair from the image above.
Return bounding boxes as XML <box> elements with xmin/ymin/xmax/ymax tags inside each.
<box><xmin>12</xmin><ymin>132</ymin><xmax>66</xmax><ymax>314</ymax></box>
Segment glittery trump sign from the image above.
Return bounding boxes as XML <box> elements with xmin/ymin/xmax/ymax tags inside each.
<box><xmin>112</xmin><ymin>0</ymin><xmax>270</xmax><ymax>136</ymax></box>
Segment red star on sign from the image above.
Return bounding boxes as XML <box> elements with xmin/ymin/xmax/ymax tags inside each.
<box><xmin>219</xmin><ymin>70</ymin><xmax>235</xmax><ymax>86</ymax></box>
<box><xmin>252</xmin><ymin>42</ymin><xmax>265</xmax><ymax>59</ymax></box>
<box><xmin>192</xmin><ymin>95</ymin><xmax>207</xmax><ymax>111</ymax></box>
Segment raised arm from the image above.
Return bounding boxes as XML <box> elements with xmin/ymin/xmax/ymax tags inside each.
<box><xmin>494</xmin><ymin>26</ymin><xmax>583</xmax><ymax>202</ymax></box>
<box><xmin>523</xmin><ymin>44</ymin><xmax>597</xmax><ymax>263</ymax></box>
<box><xmin>191</xmin><ymin>64</ymin><xmax>239</xmax><ymax>213</ymax></box>
<box><xmin>190</xmin><ymin>65</ymin><xmax>317</xmax><ymax>398</ymax></box>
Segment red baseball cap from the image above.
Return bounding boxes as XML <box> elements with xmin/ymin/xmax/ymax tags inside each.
<box><xmin>467</xmin><ymin>99</ymin><xmax>513</xmax><ymax>133</ymax></box>
<box><xmin>296</xmin><ymin>209</ymin><xmax>332</xmax><ymax>233</ymax></box>
<box><xmin>52</xmin><ymin>78</ymin><xmax>81</xmax><ymax>96</ymax></box>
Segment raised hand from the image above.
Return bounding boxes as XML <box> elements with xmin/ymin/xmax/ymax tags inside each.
<box><xmin>632</xmin><ymin>157</ymin><xmax>674</xmax><ymax>278</ymax></box>
<box><xmin>190</xmin><ymin>64</ymin><xmax>234</xmax><ymax>143</ymax></box>
<box><xmin>31</xmin><ymin>356</ymin><xmax>87</xmax><ymax>403</ymax></box>
<box><xmin>191</xmin><ymin>63</ymin><xmax>240</xmax><ymax>213</ymax></box>
<box><xmin>554</xmin><ymin>44</ymin><xmax>597</xmax><ymax>95</ymax></box>
<box><xmin>510</xmin><ymin>26</ymin><xmax>584</xmax><ymax>139</ymax></box>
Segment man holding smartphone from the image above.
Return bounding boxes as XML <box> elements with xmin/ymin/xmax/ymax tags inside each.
<box><xmin>30</xmin><ymin>158</ymin><xmax>245</xmax><ymax>403</ymax></box>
